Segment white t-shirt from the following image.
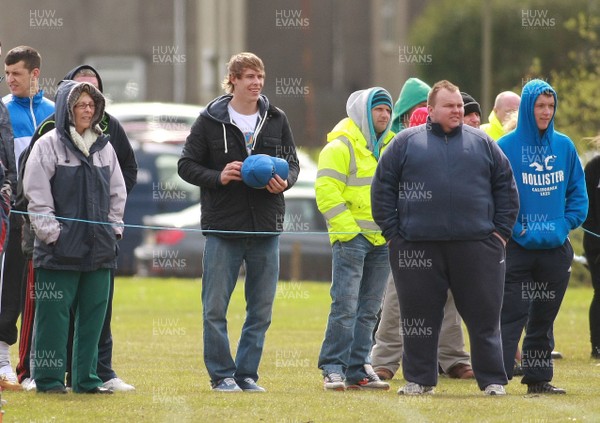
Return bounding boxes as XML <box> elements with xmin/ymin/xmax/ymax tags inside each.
<box><xmin>228</xmin><ymin>104</ymin><xmax>260</xmax><ymax>155</ymax></box>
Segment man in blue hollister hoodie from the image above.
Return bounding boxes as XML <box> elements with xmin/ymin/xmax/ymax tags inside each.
<box><xmin>498</xmin><ymin>79</ymin><xmax>588</xmax><ymax>395</ymax></box>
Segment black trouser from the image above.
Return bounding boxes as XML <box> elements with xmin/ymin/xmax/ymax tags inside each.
<box><xmin>0</xmin><ymin>214</ymin><xmax>25</xmax><ymax>345</ymax></box>
<box><xmin>388</xmin><ymin>235</ymin><xmax>507</xmax><ymax>390</ymax></box>
<box><xmin>501</xmin><ymin>240</ymin><xmax>573</xmax><ymax>384</ymax></box>
<box><xmin>584</xmin><ymin>234</ymin><xmax>600</xmax><ymax>356</ymax></box>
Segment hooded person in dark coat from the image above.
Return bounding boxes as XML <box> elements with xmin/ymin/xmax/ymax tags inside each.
<box><xmin>15</xmin><ymin>65</ymin><xmax>137</xmax><ymax>392</ymax></box>
<box><xmin>23</xmin><ymin>80</ymin><xmax>126</xmax><ymax>393</ymax></box>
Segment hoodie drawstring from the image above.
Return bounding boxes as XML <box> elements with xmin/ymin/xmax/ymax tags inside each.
<box><xmin>63</xmin><ymin>143</ymin><xmax>70</xmax><ymax>163</ymax></box>
<box><xmin>252</xmin><ymin>113</ymin><xmax>267</xmax><ymax>152</ymax></box>
<box><xmin>222</xmin><ymin>124</ymin><xmax>228</xmax><ymax>154</ymax></box>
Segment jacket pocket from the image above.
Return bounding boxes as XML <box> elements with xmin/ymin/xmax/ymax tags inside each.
<box><xmin>52</xmin><ymin>221</ymin><xmax>91</xmax><ymax>265</ymax></box>
<box><xmin>92</xmin><ymin>224</ymin><xmax>117</xmax><ymax>264</ymax></box>
<box><xmin>259</xmin><ymin>136</ymin><xmax>282</xmax><ymax>155</ymax></box>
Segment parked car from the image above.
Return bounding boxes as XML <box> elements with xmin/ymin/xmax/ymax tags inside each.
<box><xmin>106</xmin><ymin>101</ymin><xmax>321</xmax><ymax>276</ymax></box>
<box><xmin>294</xmin><ymin>150</ymin><xmax>317</xmax><ymax>188</ymax></box>
<box><xmin>104</xmin><ymin>102</ymin><xmax>203</xmax><ymax>274</ymax></box>
<box><xmin>106</xmin><ymin>102</ymin><xmax>202</xmax><ymax>144</ymax></box>
<box><xmin>134</xmin><ymin>185</ymin><xmax>332</xmax><ymax>281</ymax></box>
<box><xmin>117</xmin><ymin>142</ymin><xmax>199</xmax><ymax>275</ymax></box>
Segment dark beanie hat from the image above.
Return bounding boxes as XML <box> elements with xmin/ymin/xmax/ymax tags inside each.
<box><xmin>371</xmin><ymin>89</ymin><xmax>393</xmax><ymax>110</ymax></box>
<box><xmin>461</xmin><ymin>92</ymin><xmax>481</xmax><ymax>116</ymax></box>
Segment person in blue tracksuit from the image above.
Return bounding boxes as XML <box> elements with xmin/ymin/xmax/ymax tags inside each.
<box><xmin>498</xmin><ymin>79</ymin><xmax>588</xmax><ymax>395</ymax></box>
<box><xmin>1</xmin><ymin>46</ymin><xmax>54</xmax><ymax>387</ymax></box>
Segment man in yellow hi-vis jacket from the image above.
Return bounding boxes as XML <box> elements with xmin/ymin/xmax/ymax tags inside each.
<box><xmin>316</xmin><ymin>87</ymin><xmax>394</xmax><ymax>391</ymax></box>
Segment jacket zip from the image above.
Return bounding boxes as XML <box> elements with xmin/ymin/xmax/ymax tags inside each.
<box><xmin>29</xmin><ymin>96</ymin><xmax>38</xmax><ymax>129</ymax></box>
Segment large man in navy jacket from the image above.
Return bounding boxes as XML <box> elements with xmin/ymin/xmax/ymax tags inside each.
<box><xmin>371</xmin><ymin>80</ymin><xmax>519</xmax><ymax>396</ymax></box>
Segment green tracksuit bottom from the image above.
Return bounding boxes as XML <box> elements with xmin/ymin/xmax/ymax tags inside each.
<box><xmin>33</xmin><ymin>268</ymin><xmax>110</xmax><ymax>393</ymax></box>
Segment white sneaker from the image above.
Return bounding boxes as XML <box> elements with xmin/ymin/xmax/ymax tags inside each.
<box><xmin>102</xmin><ymin>377</ymin><xmax>135</xmax><ymax>392</ymax></box>
<box><xmin>21</xmin><ymin>377</ymin><xmax>37</xmax><ymax>391</ymax></box>
<box><xmin>0</xmin><ymin>364</ymin><xmax>21</xmax><ymax>391</ymax></box>
<box><xmin>398</xmin><ymin>382</ymin><xmax>435</xmax><ymax>396</ymax></box>
<box><xmin>0</xmin><ymin>365</ymin><xmax>17</xmax><ymax>382</ymax></box>
<box><xmin>484</xmin><ymin>384</ymin><xmax>506</xmax><ymax>396</ymax></box>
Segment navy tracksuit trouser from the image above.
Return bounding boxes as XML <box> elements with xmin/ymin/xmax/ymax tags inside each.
<box><xmin>500</xmin><ymin>240</ymin><xmax>573</xmax><ymax>385</ymax></box>
<box><xmin>388</xmin><ymin>235</ymin><xmax>508</xmax><ymax>390</ymax></box>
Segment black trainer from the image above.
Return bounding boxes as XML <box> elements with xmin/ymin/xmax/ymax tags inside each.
<box><xmin>527</xmin><ymin>382</ymin><xmax>566</xmax><ymax>394</ymax></box>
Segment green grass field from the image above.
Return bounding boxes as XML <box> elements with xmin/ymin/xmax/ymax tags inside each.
<box><xmin>2</xmin><ymin>277</ymin><xmax>600</xmax><ymax>422</ymax></box>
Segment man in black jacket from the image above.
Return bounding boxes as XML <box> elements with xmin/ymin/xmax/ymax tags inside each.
<box><xmin>371</xmin><ymin>80</ymin><xmax>519</xmax><ymax>396</ymax></box>
<box><xmin>178</xmin><ymin>52</ymin><xmax>299</xmax><ymax>392</ymax></box>
<box><xmin>15</xmin><ymin>65</ymin><xmax>137</xmax><ymax>392</ymax></box>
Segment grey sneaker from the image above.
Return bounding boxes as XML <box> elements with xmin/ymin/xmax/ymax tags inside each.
<box><xmin>484</xmin><ymin>384</ymin><xmax>506</xmax><ymax>396</ymax></box>
<box><xmin>236</xmin><ymin>377</ymin><xmax>266</xmax><ymax>393</ymax></box>
<box><xmin>212</xmin><ymin>377</ymin><xmax>242</xmax><ymax>392</ymax></box>
<box><xmin>103</xmin><ymin>377</ymin><xmax>135</xmax><ymax>392</ymax></box>
<box><xmin>345</xmin><ymin>365</ymin><xmax>389</xmax><ymax>390</ymax></box>
<box><xmin>323</xmin><ymin>372</ymin><xmax>345</xmax><ymax>391</ymax></box>
<box><xmin>397</xmin><ymin>382</ymin><xmax>435</xmax><ymax>395</ymax></box>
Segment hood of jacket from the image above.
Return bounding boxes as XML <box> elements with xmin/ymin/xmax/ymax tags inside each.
<box><xmin>62</xmin><ymin>64</ymin><xmax>104</xmax><ymax>93</ymax></box>
<box><xmin>200</xmin><ymin>93</ymin><xmax>270</xmax><ymax>154</ymax></box>
<box><xmin>513</xmin><ymin>79</ymin><xmax>557</xmax><ymax>146</ymax></box>
<box><xmin>202</xmin><ymin>93</ymin><xmax>269</xmax><ymax>124</ymax></box>
<box><xmin>345</xmin><ymin>87</ymin><xmax>393</xmax><ymax>159</ymax></box>
<box><xmin>55</xmin><ymin>81</ymin><xmax>107</xmax><ymax>153</ymax></box>
<box><xmin>391</xmin><ymin>78</ymin><xmax>431</xmax><ymax>132</ymax></box>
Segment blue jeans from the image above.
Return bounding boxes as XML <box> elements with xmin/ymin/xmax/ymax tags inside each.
<box><xmin>318</xmin><ymin>235</ymin><xmax>390</xmax><ymax>382</ymax></box>
<box><xmin>202</xmin><ymin>235</ymin><xmax>279</xmax><ymax>385</ymax></box>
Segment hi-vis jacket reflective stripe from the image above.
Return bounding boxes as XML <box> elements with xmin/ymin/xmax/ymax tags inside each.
<box><xmin>315</xmin><ymin>117</ymin><xmax>394</xmax><ymax>245</ymax></box>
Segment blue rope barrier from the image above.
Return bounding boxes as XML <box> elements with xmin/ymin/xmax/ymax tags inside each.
<box><xmin>10</xmin><ymin>210</ymin><xmax>377</xmax><ymax>236</ymax></box>
<box><xmin>14</xmin><ymin>210</ymin><xmax>599</xmax><ymax>238</ymax></box>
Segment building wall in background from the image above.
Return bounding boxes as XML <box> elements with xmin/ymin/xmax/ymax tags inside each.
<box><xmin>1</xmin><ymin>0</ymin><xmax>428</xmax><ymax>148</ymax></box>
